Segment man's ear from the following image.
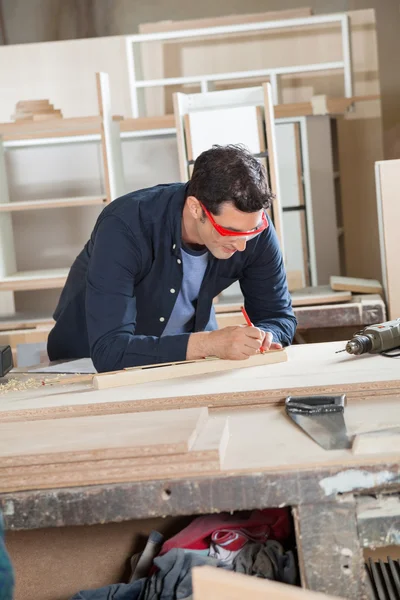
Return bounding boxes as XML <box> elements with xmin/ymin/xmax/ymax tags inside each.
<box><xmin>186</xmin><ymin>196</ymin><xmax>202</xmax><ymax>220</ymax></box>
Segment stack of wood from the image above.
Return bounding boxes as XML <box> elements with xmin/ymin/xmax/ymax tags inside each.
<box><xmin>11</xmin><ymin>99</ymin><xmax>63</xmax><ymax>122</ymax></box>
<box><xmin>0</xmin><ymin>407</ymin><xmax>228</xmax><ymax>493</ymax></box>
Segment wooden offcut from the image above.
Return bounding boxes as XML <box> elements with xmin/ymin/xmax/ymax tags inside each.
<box><xmin>352</xmin><ymin>427</ymin><xmax>400</xmax><ymax>455</ymax></box>
<box><xmin>93</xmin><ymin>350</ymin><xmax>287</xmax><ymax>390</ymax></box>
<box><xmin>291</xmin><ymin>286</ymin><xmax>352</xmax><ymax>306</ymax></box>
<box><xmin>12</xmin><ymin>99</ymin><xmax>63</xmax><ymax>122</ymax></box>
<box><xmin>330</xmin><ymin>276</ymin><xmax>382</xmax><ymax>294</ymax></box>
<box><xmin>192</xmin><ymin>566</ymin><xmax>344</xmax><ymax>600</ymax></box>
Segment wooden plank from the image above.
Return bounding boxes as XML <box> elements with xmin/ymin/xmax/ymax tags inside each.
<box><xmin>352</xmin><ymin>428</ymin><xmax>400</xmax><ymax>455</ymax></box>
<box><xmin>0</xmin><ymin>314</ymin><xmax>54</xmax><ymax>331</ymax></box>
<box><xmin>93</xmin><ymin>349</ymin><xmax>287</xmax><ymax>390</ymax></box>
<box><xmin>192</xmin><ymin>565</ymin><xmax>344</xmax><ymax>600</ymax></box>
<box><xmin>0</xmin><ymin>326</ymin><xmax>51</xmax><ymax>347</ymax></box>
<box><xmin>119</xmin><ymin>115</ymin><xmax>175</xmax><ymax>132</ymax></box>
<box><xmin>0</xmin><ymin>268</ymin><xmax>69</xmax><ymax>291</ymax></box>
<box><xmin>0</xmin><ymin>196</ymin><xmax>106</xmax><ymax>212</ymax></box>
<box><xmin>263</xmin><ymin>82</ymin><xmax>284</xmax><ymax>248</ymax></box>
<box><xmin>375</xmin><ymin>159</ymin><xmax>400</xmax><ymax>320</ymax></box>
<box><xmin>0</xmin><ymin>415</ymin><xmax>228</xmax><ymax>493</ymax></box>
<box><xmin>138</xmin><ymin>8</ymin><xmax>313</xmax><ymax>33</ymax></box>
<box><xmin>0</xmin><ymin>407</ymin><xmax>209</xmax><ymax>466</ymax></box>
<box><xmin>291</xmin><ymin>285</ymin><xmax>352</xmax><ymax>307</ymax></box>
<box><xmin>330</xmin><ymin>275</ymin><xmax>382</xmax><ymax>294</ymax></box>
<box><xmin>0</xmin><ymin>116</ymin><xmax>101</xmax><ymax>136</ymax></box>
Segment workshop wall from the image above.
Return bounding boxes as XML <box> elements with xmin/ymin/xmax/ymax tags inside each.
<box><xmin>1</xmin><ymin>0</ymin><xmax>399</xmax><ymax>160</ymax></box>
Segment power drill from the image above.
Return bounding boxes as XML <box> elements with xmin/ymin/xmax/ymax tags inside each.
<box><xmin>341</xmin><ymin>319</ymin><xmax>400</xmax><ymax>356</ymax></box>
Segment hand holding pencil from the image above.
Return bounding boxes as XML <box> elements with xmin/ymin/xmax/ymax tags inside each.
<box><xmin>240</xmin><ymin>306</ymin><xmax>283</xmax><ymax>353</ymax></box>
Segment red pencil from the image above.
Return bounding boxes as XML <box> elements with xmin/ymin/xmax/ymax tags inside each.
<box><xmin>240</xmin><ymin>306</ymin><xmax>265</xmax><ymax>353</ymax></box>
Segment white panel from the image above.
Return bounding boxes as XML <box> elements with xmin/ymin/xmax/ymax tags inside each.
<box><xmin>282</xmin><ymin>212</ymin><xmax>306</xmax><ymax>283</ymax></box>
<box><xmin>97</xmin><ymin>72</ymin><xmax>126</xmax><ymax>200</ymax></box>
<box><xmin>275</xmin><ymin>123</ymin><xmax>301</xmax><ymax>208</ymax></box>
<box><xmin>0</xmin><ymin>141</ymin><xmax>16</xmax><ymax>313</ymax></box>
<box><xmin>188</xmin><ymin>106</ymin><xmax>262</xmax><ymax>159</ymax></box>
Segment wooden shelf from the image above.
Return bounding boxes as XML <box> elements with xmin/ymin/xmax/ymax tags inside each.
<box><xmin>0</xmin><ymin>196</ymin><xmax>107</xmax><ymax>212</ymax></box>
<box><xmin>0</xmin><ymin>268</ymin><xmax>69</xmax><ymax>291</ymax></box>
<box><xmin>0</xmin><ymin>312</ymin><xmax>54</xmax><ymax>331</ymax></box>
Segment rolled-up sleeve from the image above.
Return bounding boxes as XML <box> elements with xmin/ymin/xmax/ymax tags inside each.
<box><xmin>239</xmin><ymin>218</ymin><xmax>297</xmax><ymax>346</ymax></box>
<box><xmin>86</xmin><ymin>216</ymin><xmax>190</xmax><ymax>372</ymax></box>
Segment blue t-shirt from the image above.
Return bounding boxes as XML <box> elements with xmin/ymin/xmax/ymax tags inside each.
<box><xmin>162</xmin><ymin>245</ymin><xmax>217</xmax><ymax>335</ymax></box>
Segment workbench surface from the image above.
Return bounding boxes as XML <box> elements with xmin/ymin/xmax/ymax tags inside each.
<box><xmin>1</xmin><ymin>339</ymin><xmax>399</xmax><ymax>599</ymax></box>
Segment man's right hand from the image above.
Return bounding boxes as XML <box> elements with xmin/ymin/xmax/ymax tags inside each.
<box><xmin>186</xmin><ymin>325</ymin><xmax>264</xmax><ymax>361</ymax></box>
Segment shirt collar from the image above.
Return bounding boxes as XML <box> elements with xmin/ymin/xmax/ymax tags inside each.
<box><xmin>169</xmin><ymin>182</ymin><xmax>190</xmax><ymax>257</ymax></box>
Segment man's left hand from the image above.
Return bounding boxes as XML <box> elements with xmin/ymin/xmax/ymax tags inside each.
<box><xmin>261</xmin><ymin>331</ymin><xmax>283</xmax><ymax>352</ymax></box>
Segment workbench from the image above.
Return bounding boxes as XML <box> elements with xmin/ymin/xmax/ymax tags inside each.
<box><xmin>215</xmin><ymin>293</ymin><xmax>386</xmax><ymax>331</ymax></box>
<box><xmin>1</xmin><ymin>340</ymin><xmax>399</xmax><ymax>600</ymax></box>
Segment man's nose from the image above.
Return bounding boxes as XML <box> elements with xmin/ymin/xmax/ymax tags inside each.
<box><xmin>233</xmin><ymin>238</ymin><xmax>247</xmax><ymax>252</ymax></box>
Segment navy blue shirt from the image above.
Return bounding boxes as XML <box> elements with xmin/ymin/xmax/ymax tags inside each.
<box><xmin>47</xmin><ymin>183</ymin><xmax>296</xmax><ymax>372</ymax></box>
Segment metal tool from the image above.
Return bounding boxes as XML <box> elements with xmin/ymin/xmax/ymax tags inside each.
<box><xmin>0</xmin><ymin>345</ymin><xmax>13</xmax><ymax>378</ymax></box>
<box><xmin>285</xmin><ymin>394</ymin><xmax>351</xmax><ymax>450</ymax></box>
<box><xmin>336</xmin><ymin>318</ymin><xmax>400</xmax><ymax>356</ymax></box>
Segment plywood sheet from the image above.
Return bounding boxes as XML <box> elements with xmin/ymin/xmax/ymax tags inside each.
<box><xmin>1</xmin><ymin>342</ymin><xmax>400</xmax><ymax>422</ymax></box>
<box><xmin>0</xmin><ymin>407</ymin><xmax>208</xmax><ymax>466</ymax></box>
<box><xmin>291</xmin><ymin>285</ymin><xmax>352</xmax><ymax>306</ymax></box>
<box><xmin>93</xmin><ymin>350</ymin><xmax>287</xmax><ymax>390</ymax></box>
<box><xmin>330</xmin><ymin>276</ymin><xmax>382</xmax><ymax>294</ymax></box>
<box><xmin>192</xmin><ymin>565</ymin><xmax>343</xmax><ymax>600</ymax></box>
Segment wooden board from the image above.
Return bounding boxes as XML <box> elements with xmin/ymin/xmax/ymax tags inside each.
<box><xmin>352</xmin><ymin>428</ymin><xmax>400</xmax><ymax>455</ymax></box>
<box><xmin>192</xmin><ymin>566</ymin><xmax>343</xmax><ymax>600</ymax></box>
<box><xmin>291</xmin><ymin>286</ymin><xmax>352</xmax><ymax>307</ymax></box>
<box><xmin>1</xmin><ymin>342</ymin><xmax>400</xmax><ymax>423</ymax></box>
<box><xmin>220</xmin><ymin>395</ymin><xmax>400</xmax><ymax>473</ymax></box>
<box><xmin>0</xmin><ymin>415</ymin><xmax>228</xmax><ymax>492</ymax></box>
<box><xmin>0</xmin><ymin>407</ymin><xmax>209</xmax><ymax>466</ymax></box>
<box><xmin>93</xmin><ymin>350</ymin><xmax>287</xmax><ymax>390</ymax></box>
<box><xmin>375</xmin><ymin>159</ymin><xmax>400</xmax><ymax>320</ymax></box>
<box><xmin>330</xmin><ymin>276</ymin><xmax>382</xmax><ymax>295</ymax></box>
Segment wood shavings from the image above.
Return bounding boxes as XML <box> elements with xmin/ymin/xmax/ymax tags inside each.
<box><xmin>0</xmin><ymin>378</ymin><xmax>45</xmax><ymax>395</ymax></box>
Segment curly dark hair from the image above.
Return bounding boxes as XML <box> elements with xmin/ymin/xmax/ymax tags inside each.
<box><xmin>187</xmin><ymin>144</ymin><xmax>274</xmax><ymax>215</ymax></box>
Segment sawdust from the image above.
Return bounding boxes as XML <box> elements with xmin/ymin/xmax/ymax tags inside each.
<box><xmin>0</xmin><ymin>373</ymin><xmax>90</xmax><ymax>395</ymax></box>
<box><xmin>0</xmin><ymin>378</ymin><xmax>45</xmax><ymax>395</ymax></box>
<box><xmin>0</xmin><ymin>376</ymin><xmax>67</xmax><ymax>395</ymax></box>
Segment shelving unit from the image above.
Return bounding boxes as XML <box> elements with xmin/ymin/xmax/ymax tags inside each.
<box><xmin>125</xmin><ymin>13</ymin><xmax>353</xmax><ymax>118</ymax></box>
<box><xmin>0</xmin><ymin>72</ymin><xmax>125</xmax><ymax>316</ymax></box>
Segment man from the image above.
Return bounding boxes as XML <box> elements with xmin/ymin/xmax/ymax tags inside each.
<box><xmin>0</xmin><ymin>512</ymin><xmax>14</xmax><ymax>600</ymax></box>
<box><xmin>48</xmin><ymin>145</ymin><xmax>296</xmax><ymax>373</ymax></box>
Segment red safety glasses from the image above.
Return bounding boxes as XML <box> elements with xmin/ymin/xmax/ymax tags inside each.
<box><xmin>200</xmin><ymin>202</ymin><xmax>269</xmax><ymax>238</ymax></box>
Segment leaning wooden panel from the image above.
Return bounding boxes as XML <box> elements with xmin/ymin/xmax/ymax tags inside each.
<box><xmin>93</xmin><ymin>349</ymin><xmax>287</xmax><ymax>390</ymax></box>
<box><xmin>192</xmin><ymin>566</ymin><xmax>344</xmax><ymax>600</ymax></box>
<box><xmin>0</xmin><ymin>407</ymin><xmax>209</xmax><ymax>467</ymax></box>
<box><xmin>263</xmin><ymin>82</ymin><xmax>284</xmax><ymax>249</ymax></box>
<box><xmin>330</xmin><ymin>275</ymin><xmax>382</xmax><ymax>294</ymax></box>
<box><xmin>375</xmin><ymin>159</ymin><xmax>400</xmax><ymax>320</ymax></box>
